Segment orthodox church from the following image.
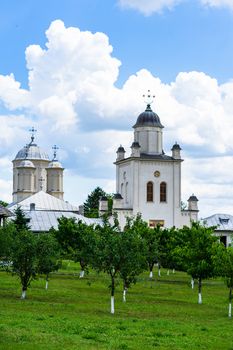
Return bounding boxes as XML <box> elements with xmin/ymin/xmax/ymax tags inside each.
<box><xmin>100</xmin><ymin>92</ymin><xmax>199</xmax><ymax>229</ymax></box>
<box><xmin>8</xmin><ymin>129</ymin><xmax>101</xmax><ymax>231</ymax></box>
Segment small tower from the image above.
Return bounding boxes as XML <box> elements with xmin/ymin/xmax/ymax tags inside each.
<box><xmin>16</xmin><ymin>159</ymin><xmax>36</xmax><ymax>202</ymax></box>
<box><xmin>116</xmin><ymin>145</ymin><xmax>125</xmax><ymax>161</ymax></box>
<box><xmin>99</xmin><ymin>196</ymin><xmax>109</xmax><ymax>216</ymax></box>
<box><xmin>130</xmin><ymin>142</ymin><xmax>141</xmax><ymax>157</ymax></box>
<box><xmin>46</xmin><ymin>145</ymin><xmax>64</xmax><ymax>200</ymax></box>
<box><xmin>171</xmin><ymin>142</ymin><xmax>181</xmax><ymax>160</ymax></box>
<box><xmin>187</xmin><ymin>194</ymin><xmax>199</xmax><ymax>221</ymax></box>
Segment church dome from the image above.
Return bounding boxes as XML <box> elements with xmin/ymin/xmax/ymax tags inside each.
<box><xmin>15</xmin><ymin>142</ymin><xmax>50</xmax><ymax>161</ymax></box>
<box><xmin>133</xmin><ymin>104</ymin><xmax>164</xmax><ymax>128</ymax></box>
<box><xmin>18</xmin><ymin>160</ymin><xmax>35</xmax><ymax>168</ymax></box>
<box><xmin>47</xmin><ymin>160</ymin><xmax>63</xmax><ymax>169</ymax></box>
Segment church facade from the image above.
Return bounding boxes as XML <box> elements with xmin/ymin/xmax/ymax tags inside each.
<box><xmin>103</xmin><ymin>98</ymin><xmax>199</xmax><ymax>229</ymax></box>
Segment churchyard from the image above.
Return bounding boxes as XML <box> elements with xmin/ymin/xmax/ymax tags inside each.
<box><xmin>0</xmin><ymin>263</ymin><xmax>232</xmax><ymax>350</ymax></box>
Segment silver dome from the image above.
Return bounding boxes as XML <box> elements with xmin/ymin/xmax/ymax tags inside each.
<box><xmin>18</xmin><ymin>160</ymin><xmax>35</xmax><ymax>168</ymax></box>
<box><xmin>47</xmin><ymin>160</ymin><xmax>63</xmax><ymax>169</ymax></box>
<box><xmin>15</xmin><ymin>143</ymin><xmax>50</xmax><ymax>161</ymax></box>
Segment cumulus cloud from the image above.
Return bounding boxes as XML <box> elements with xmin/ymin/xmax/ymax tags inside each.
<box><xmin>118</xmin><ymin>0</ymin><xmax>233</xmax><ymax>14</ymax></box>
<box><xmin>0</xmin><ymin>20</ymin><xmax>233</xmax><ymax>217</ymax></box>
<box><xmin>201</xmin><ymin>0</ymin><xmax>233</xmax><ymax>10</ymax></box>
<box><xmin>118</xmin><ymin>0</ymin><xmax>182</xmax><ymax>15</ymax></box>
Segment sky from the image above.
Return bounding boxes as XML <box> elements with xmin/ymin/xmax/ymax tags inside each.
<box><xmin>0</xmin><ymin>0</ymin><xmax>233</xmax><ymax>218</ymax></box>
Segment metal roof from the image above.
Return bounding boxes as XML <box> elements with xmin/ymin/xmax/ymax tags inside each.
<box><xmin>8</xmin><ymin>191</ymin><xmax>79</xmax><ymax>212</ymax></box>
<box><xmin>25</xmin><ymin>210</ymin><xmax>102</xmax><ymax>232</ymax></box>
<box><xmin>15</xmin><ymin>143</ymin><xmax>50</xmax><ymax>161</ymax></box>
<box><xmin>202</xmin><ymin>213</ymin><xmax>233</xmax><ymax>231</ymax></box>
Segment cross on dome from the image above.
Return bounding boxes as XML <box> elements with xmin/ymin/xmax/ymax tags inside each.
<box><xmin>143</xmin><ymin>89</ymin><xmax>155</xmax><ymax>107</ymax></box>
<box><xmin>29</xmin><ymin>127</ymin><xmax>37</xmax><ymax>143</ymax></box>
<box><xmin>52</xmin><ymin>145</ymin><xmax>59</xmax><ymax>160</ymax></box>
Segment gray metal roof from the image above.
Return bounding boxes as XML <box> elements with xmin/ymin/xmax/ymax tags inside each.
<box><xmin>133</xmin><ymin>104</ymin><xmax>164</xmax><ymax>129</ymax></box>
<box><xmin>8</xmin><ymin>191</ymin><xmax>79</xmax><ymax>212</ymax></box>
<box><xmin>15</xmin><ymin>143</ymin><xmax>50</xmax><ymax>161</ymax></box>
<box><xmin>24</xmin><ymin>210</ymin><xmax>102</xmax><ymax>232</ymax></box>
<box><xmin>202</xmin><ymin>214</ymin><xmax>233</xmax><ymax>231</ymax></box>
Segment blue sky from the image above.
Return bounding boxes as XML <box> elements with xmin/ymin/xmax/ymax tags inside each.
<box><xmin>0</xmin><ymin>0</ymin><xmax>233</xmax><ymax>217</ymax></box>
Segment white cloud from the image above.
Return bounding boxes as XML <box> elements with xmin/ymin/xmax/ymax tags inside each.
<box><xmin>0</xmin><ymin>20</ymin><xmax>233</xmax><ymax>218</ymax></box>
<box><xmin>118</xmin><ymin>0</ymin><xmax>233</xmax><ymax>15</ymax></box>
<box><xmin>118</xmin><ymin>0</ymin><xmax>182</xmax><ymax>15</ymax></box>
<box><xmin>201</xmin><ymin>0</ymin><xmax>233</xmax><ymax>10</ymax></box>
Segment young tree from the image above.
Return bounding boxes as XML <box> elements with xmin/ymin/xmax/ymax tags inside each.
<box><xmin>213</xmin><ymin>244</ymin><xmax>233</xmax><ymax>317</ymax></box>
<box><xmin>0</xmin><ymin>200</ymin><xmax>8</xmax><ymax>207</ymax></box>
<box><xmin>120</xmin><ymin>225</ymin><xmax>147</xmax><ymax>302</ymax></box>
<box><xmin>13</xmin><ymin>206</ymin><xmax>30</xmax><ymax>232</ymax></box>
<box><xmin>36</xmin><ymin>233</ymin><xmax>61</xmax><ymax>289</ymax></box>
<box><xmin>176</xmin><ymin>222</ymin><xmax>218</xmax><ymax>304</ymax></box>
<box><xmin>10</xmin><ymin>229</ymin><xmax>39</xmax><ymax>299</ymax></box>
<box><xmin>54</xmin><ymin>217</ymin><xmax>96</xmax><ymax>277</ymax></box>
<box><xmin>130</xmin><ymin>215</ymin><xmax>158</xmax><ymax>279</ymax></box>
<box><xmin>93</xmin><ymin>220</ymin><xmax>122</xmax><ymax>314</ymax></box>
<box><xmin>0</xmin><ymin>222</ymin><xmax>14</xmax><ymax>266</ymax></box>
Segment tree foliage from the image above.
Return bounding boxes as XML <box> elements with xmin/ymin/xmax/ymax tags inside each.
<box><xmin>83</xmin><ymin>187</ymin><xmax>112</xmax><ymax>218</ymax></box>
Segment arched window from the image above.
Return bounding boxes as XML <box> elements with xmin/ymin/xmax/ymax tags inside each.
<box><xmin>160</xmin><ymin>182</ymin><xmax>167</xmax><ymax>202</ymax></box>
<box><xmin>121</xmin><ymin>183</ymin><xmax>124</xmax><ymax>196</ymax></box>
<box><xmin>147</xmin><ymin>182</ymin><xmax>153</xmax><ymax>202</ymax></box>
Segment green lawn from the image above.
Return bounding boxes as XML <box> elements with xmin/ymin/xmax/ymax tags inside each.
<box><xmin>0</xmin><ymin>264</ymin><xmax>232</xmax><ymax>350</ymax></box>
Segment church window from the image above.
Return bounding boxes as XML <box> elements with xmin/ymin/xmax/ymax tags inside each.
<box><xmin>147</xmin><ymin>182</ymin><xmax>153</xmax><ymax>202</ymax></box>
<box><xmin>160</xmin><ymin>182</ymin><xmax>167</xmax><ymax>202</ymax></box>
<box><xmin>121</xmin><ymin>183</ymin><xmax>124</xmax><ymax>196</ymax></box>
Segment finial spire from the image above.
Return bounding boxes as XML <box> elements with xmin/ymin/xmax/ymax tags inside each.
<box><xmin>29</xmin><ymin>127</ymin><xmax>37</xmax><ymax>143</ymax></box>
<box><xmin>52</xmin><ymin>145</ymin><xmax>59</xmax><ymax>160</ymax></box>
<box><xmin>143</xmin><ymin>89</ymin><xmax>155</xmax><ymax>107</ymax></box>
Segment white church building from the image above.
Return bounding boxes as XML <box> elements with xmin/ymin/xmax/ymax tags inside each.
<box><xmin>100</xmin><ymin>95</ymin><xmax>199</xmax><ymax>229</ymax></box>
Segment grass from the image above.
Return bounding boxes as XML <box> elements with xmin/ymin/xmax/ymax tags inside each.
<box><xmin>0</xmin><ymin>263</ymin><xmax>232</xmax><ymax>350</ymax></box>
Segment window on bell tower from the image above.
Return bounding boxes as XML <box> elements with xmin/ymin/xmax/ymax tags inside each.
<box><xmin>147</xmin><ymin>182</ymin><xmax>153</xmax><ymax>202</ymax></box>
<box><xmin>160</xmin><ymin>182</ymin><xmax>167</xmax><ymax>202</ymax></box>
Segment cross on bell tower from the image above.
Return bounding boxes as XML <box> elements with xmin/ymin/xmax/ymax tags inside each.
<box><xmin>143</xmin><ymin>89</ymin><xmax>155</xmax><ymax>108</ymax></box>
<box><xmin>29</xmin><ymin>127</ymin><xmax>37</xmax><ymax>143</ymax></box>
<box><xmin>52</xmin><ymin>145</ymin><xmax>59</xmax><ymax>160</ymax></box>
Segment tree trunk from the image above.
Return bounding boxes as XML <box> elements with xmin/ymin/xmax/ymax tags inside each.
<box><xmin>21</xmin><ymin>287</ymin><xmax>27</xmax><ymax>299</ymax></box>
<box><xmin>79</xmin><ymin>270</ymin><xmax>85</xmax><ymax>278</ymax></box>
<box><xmin>172</xmin><ymin>269</ymin><xmax>175</xmax><ymax>274</ymax></box>
<box><xmin>158</xmin><ymin>267</ymin><xmax>161</xmax><ymax>277</ymax></box>
<box><xmin>111</xmin><ymin>275</ymin><xmax>115</xmax><ymax>314</ymax></box>
<box><xmin>123</xmin><ymin>288</ymin><xmax>127</xmax><ymax>302</ymax></box>
<box><xmin>198</xmin><ymin>278</ymin><xmax>202</xmax><ymax>304</ymax></box>
<box><xmin>191</xmin><ymin>278</ymin><xmax>194</xmax><ymax>289</ymax></box>
<box><xmin>229</xmin><ymin>287</ymin><xmax>232</xmax><ymax>318</ymax></box>
<box><xmin>149</xmin><ymin>270</ymin><xmax>153</xmax><ymax>279</ymax></box>
<box><xmin>167</xmin><ymin>270</ymin><xmax>170</xmax><ymax>276</ymax></box>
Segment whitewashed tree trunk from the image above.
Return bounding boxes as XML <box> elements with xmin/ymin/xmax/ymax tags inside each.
<box><xmin>191</xmin><ymin>278</ymin><xmax>194</xmax><ymax>289</ymax></box>
<box><xmin>198</xmin><ymin>293</ymin><xmax>202</xmax><ymax>304</ymax></box>
<box><xmin>45</xmin><ymin>280</ymin><xmax>49</xmax><ymax>290</ymax></box>
<box><xmin>172</xmin><ymin>269</ymin><xmax>175</xmax><ymax>274</ymax></box>
<box><xmin>167</xmin><ymin>270</ymin><xmax>170</xmax><ymax>276</ymax></box>
<box><xmin>198</xmin><ymin>278</ymin><xmax>202</xmax><ymax>304</ymax></box>
<box><xmin>158</xmin><ymin>268</ymin><xmax>161</xmax><ymax>277</ymax></box>
<box><xmin>123</xmin><ymin>288</ymin><xmax>127</xmax><ymax>302</ymax></box>
<box><xmin>21</xmin><ymin>289</ymin><xmax>26</xmax><ymax>299</ymax></box>
<box><xmin>229</xmin><ymin>303</ymin><xmax>232</xmax><ymax>318</ymax></box>
<box><xmin>79</xmin><ymin>270</ymin><xmax>85</xmax><ymax>278</ymax></box>
<box><xmin>111</xmin><ymin>296</ymin><xmax>115</xmax><ymax>314</ymax></box>
<box><xmin>149</xmin><ymin>271</ymin><xmax>153</xmax><ymax>279</ymax></box>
